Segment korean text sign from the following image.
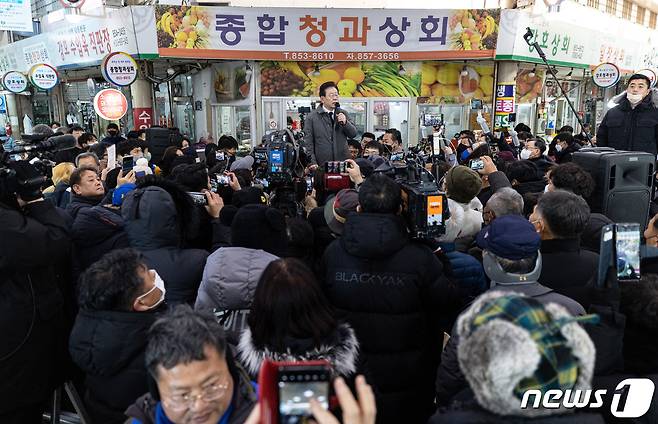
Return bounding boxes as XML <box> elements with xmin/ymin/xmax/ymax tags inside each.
<box><xmin>156</xmin><ymin>6</ymin><xmax>500</xmax><ymax>60</ymax></box>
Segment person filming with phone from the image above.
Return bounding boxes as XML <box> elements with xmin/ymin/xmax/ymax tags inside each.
<box><xmin>304</xmin><ymin>81</ymin><xmax>357</xmax><ymax>169</ymax></box>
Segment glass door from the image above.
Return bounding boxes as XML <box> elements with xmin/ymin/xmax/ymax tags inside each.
<box><xmin>341</xmin><ymin>100</ymin><xmax>367</xmax><ymax>139</ymax></box>
<box><xmin>213</xmin><ymin>105</ymin><xmax>253</xmax><ymax>152</ymax></box>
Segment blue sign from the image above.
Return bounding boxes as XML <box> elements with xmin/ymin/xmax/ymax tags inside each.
<box><xmin>0</xmin><ymin>96</ymin><xmax>6</xmax><ymax>114</ymax></box>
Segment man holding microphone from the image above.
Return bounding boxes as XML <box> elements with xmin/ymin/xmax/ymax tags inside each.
<box><xmin>304</xmin><ymin>81</ymin><xmax>358</xmax><ymax>169</ymax></box>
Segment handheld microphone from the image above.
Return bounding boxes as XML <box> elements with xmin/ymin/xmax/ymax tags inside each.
<box><xmin>334</xmin><ymin>102</ymin><xmax>345</xmax><ymax>125</ymax></box>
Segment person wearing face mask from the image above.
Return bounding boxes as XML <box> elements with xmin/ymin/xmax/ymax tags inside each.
<box><xmin>552</xmin><ymin>132</ymin><xmax>580</xmax><ymax>164</ymax></box>
<box><xmin>598</xmin><ymin>73</ymin><xmax>658</xmax><ymax>155</ymax></box>
<box><xmin>69</xmin><ymin>248</ymin><xmax>165</xmax><ymax>424</ymax></box>
<box><xmin>519</xmin><ymin>137</ymin><xmax>554</xmax><ymax>179</ymax></box>
<box><xmin>101</xmin><ymin>123</ymin><xmax>127</xmax><ymax>147</ymax></box>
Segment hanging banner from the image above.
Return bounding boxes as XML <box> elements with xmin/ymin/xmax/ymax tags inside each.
<box><xmin>0</xmin><ymin>6</ymin><xmax>158</xmax><ymax>75</ymax></box>
<box><xmin>93</xmin><ymin>88</ymin><xmax>128</xmax><ymax>120</ymax></box>
<box><xmin>494</xmin><ymin>83</ymin><xmax>515</xmax><ymax>129</ymax></box>
<box><xmin>133</xmin><ymin>107</ymin><xmax>153</xmax><ymax>130</ymax></box>
<box><xmin>155</xmin><ymin>6</ymin><xmax>501</xmax><ymax>60</ymax></box>
<box><xmin>102</xmin><ymin>52</ymin><xmax>138</xmax><ymax>86</ymax></box>
<box><xmin>29</xmin><ymin>64</ymin><xmax>59</xmax><ymax>90</ymax></box>
<box><xmin>2</xmin><ymin>71</ymin><xmax>29</xmax><ymax>93</ymax></box>
<box><xmin>0</xmin><ymin>0</ymin><xmax>33</xmax><ymax>32</ymax></box>
<box><xmin>592</xmin><ymin>63</ymin><xmax>620</xmax><ymax>88</ymax></box>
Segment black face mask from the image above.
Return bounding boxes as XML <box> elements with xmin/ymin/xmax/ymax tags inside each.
<box><xmin>108</xmin><ymin>130</ymin><xmax>118</xmax><ymax>136</ymax></box>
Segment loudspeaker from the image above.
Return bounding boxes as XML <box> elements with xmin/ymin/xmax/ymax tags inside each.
<box><xmin>146</xmin><ymin>127</ymin><xmax>174</xmax><ymax>166</ymax></box>
<box><xmin>573</xmin><ymin>147</ymin><xmax>654</xmax><ymax>229</ymax></box>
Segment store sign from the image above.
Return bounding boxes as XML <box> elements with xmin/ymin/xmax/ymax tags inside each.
<box><xmin>0</xmin><ymin>6</ymin><xmax>158</xmax><ymax>75</ymax></box>
<box><xmin>592</xmin><ymin>63</ymin><xmax>620</xmax><ymax>88</ymax></box>
<box><xmin>2</xmin><ymin>71</ymin><xmax>29</xmax><ymax>93</ymax></box>
<box><xmin>0</xmin><ymin>0</ymin><xmax>33</xmax><ymax>32</ymax></box>
<box><xmin>133</xmin><ymin>107</ymin><xmax>153</xmax><ymax>129</ymax></box>
<box><xmin>496</xmin><ymin>9</ymin><xmax>640</xmax><ymax>69</ymax></box>
<box><xmin>102</xmin><ymin>52</ymin><xmax>138</xmax><ymax>86</ymax></box>
<box><xmin>636</xmin><ymin>68</ymin><xmax>657</xmax><ymax>88</ymax></box>
<box><xmin>93</xmin><ymin>88</ymin><xmax>128</xmax><ymax>120</ymax></box>
<box><xmin>29</xmin><ymin>63</ymin><xmax>59</xmax><ymax>90</ymax></box>
<box><xmin>494</xmin><ymin>83</ymin><xmax>515</xmax><ymax>128</ymax></box>
<box><xmin>155</xmin><ymin>6</ymin><xmax>502</xmax><ymax>60</ymax></box>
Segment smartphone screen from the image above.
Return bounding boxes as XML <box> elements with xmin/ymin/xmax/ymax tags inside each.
<box><xmin>305</xmin><ymin>176</ymin><xmax>313</xmax><ymax>193</ymax></box>
<box><xmin>278</xmin><ymin>365</ymin><xmax>330</xmax><ymax>423</ymax></box>
<box><xmin>597</xmin><ymin>224</ymin><xmax>615</xmax><ymax>287</ymax></box>
<box><xmin>135</xmin><ymin>170</ymin><xmax>146</xmax><ymax>178</ymax></box>
<box><xmin>122</xmin><ymin>156</ymin><xmax>134</xmax><ymax>173</ymax></box>
<box><xmin>616</xmin><ymin>223</ymin><xmax>641</xmax><ymax>280</ymax></box>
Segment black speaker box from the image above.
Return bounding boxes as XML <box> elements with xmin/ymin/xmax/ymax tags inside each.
<box><xmin>573</xmin><ymin>147</ymin><xmax>654</xmax><ymax>228</ymax></box>
<box><xmin>146</xmin><ymin>127</ymin><xmax>174</xmax><ymax>166</ymax></box>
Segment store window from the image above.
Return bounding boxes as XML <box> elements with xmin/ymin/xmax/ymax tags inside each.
<box><xmin>32</xmin><ymin>93</ymin><xmax>52</xmax><ymax>126</ymax></box>
<box><xmin>172</xmin><ymin>75</ymin><xmax>195</xmax><ymax>141</ymax></box>
<box><xmin>605</xmin><ymin>0</ymin><xmax>616</xmax><ymax>15</ymax></box>
<box><xmin>373</xmin><ymin>101</ymin><xmax>409</xmax><ymax>146</ymax></box>
<box><xmin>637</xmin><ymin>6</ymin><xmax>646</xmax><ymax>25</ymax></box>
<box><xmin>622</xmin><ymin>0</ymin><xmax>631</xmax><ymax>19</ymax></box>
<box><xmin>587</xmin><ymin>0</ymin><xmax>599</xmax><ymax>9</ymax></box>
<box><xmin>650</xmin><ymin>11</ymin><xmax>657</xmax><ymax>29</ymax></box>
<box><xmin>213</xmin><ymin>105</ymin><xmax>251</xmax><ymax>151</ymax></box>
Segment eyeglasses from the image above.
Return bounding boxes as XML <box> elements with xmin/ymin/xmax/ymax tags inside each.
<box><xmin>162</xmin><ymin>381</ymin><xmax>230</xmax><ymax>411</ymax></box>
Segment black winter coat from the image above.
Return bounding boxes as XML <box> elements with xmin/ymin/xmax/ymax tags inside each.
<box><xmin>69</xmin><ymin>310</ymin><xmax>157</xmax><ymax>424</ymax></box>
<box><xmin>320</xmin><ymin>213</ymin><xmax>458</xmax><ymax>424</ymax></box>
<box><xmin>66</xmin><ymin>193</ymin><xmax>105</xmax><ymax>220</ymax></box>
<box><xmin>538</xmin><ymin>238</ymin><xmax>599</xmax><ymax>309</ymax></box>
<box><xmin>555</xmin><ymin>142</ymin><xmax>581</xmax><ymax>164</ymax></box>
<box><xmin>122</xmin><ymin>186</ymin><xmax>208</xmax><ymax>306</ymax></box>
<box><xmin>597</xmin><ymin>89</ymin><xmax>658</xmax><ymax>155</ymax></box>
<box><xmin>529</xmin><ymin>156</ymin><xmax>555</xmax><ymax>178</ymax></box>
<box><xmin>0</xmin><ymin>200</ymin><xmax>71</xmax><ymax>414</ymax></box>
<box><xmin>44</xmin><ymin>181</ymin><xmax>72</xmax><ymax>209</ymax></box>
<box><xmin>71</xmin><ymin>205</ymin><xmax>130</xmax><ymax>272</ymax></box>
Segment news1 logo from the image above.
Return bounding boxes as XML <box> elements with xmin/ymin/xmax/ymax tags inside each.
<box><xmin>520</xmin><ymin>378</ymin><xmax>655</xmax><ymax>418</ymax></box>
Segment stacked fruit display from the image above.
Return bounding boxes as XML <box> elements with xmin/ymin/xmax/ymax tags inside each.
<box><xmin>421</xmin><ymin>62</ymin><xmax>494</xmax><ymax>104</ymax></box>
<box><xmin>260</xmin><ymin>64</ymin><xmax>306</xmax><ymax>96</ymax></box>
<box><xmin>156</xmin><ymin>6</ymin><xmax>210</xmax><ymax>49</ymax></box>
<box><xmin>448</xmin><ymin>9</ymin><xmax>499</xmax><ymax>51</ymax></box>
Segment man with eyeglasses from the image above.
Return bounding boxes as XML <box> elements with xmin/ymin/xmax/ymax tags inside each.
<box><xmin>126</xmin><ymin>305</ymin><xmax>256</xmax><ymax>424</ymax></box>
<box><xmin>304</xmin><ymin>81</ymin><xmax>357</xmax><ymax>169</ymax></box>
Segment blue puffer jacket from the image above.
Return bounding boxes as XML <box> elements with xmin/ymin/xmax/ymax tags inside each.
<box><xmin>438</xmin><ymin>242</ymin><xmax>487</xmax><ymax>298</ymax></box>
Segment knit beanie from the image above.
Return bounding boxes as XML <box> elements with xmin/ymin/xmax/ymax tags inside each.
<box><xmin>457</xmin><ymin>291</ymin><xmax>598</xmax><ymax>418</ymax></box>
<box><xmin>230</xmin><ymin>204</ymin><xmax>288</xmax><ymax>256</ymax></box>
<box><xmin>445</xmin><ymin>165</ymin><xmax>482</xmax><ymax>204</ymax></box>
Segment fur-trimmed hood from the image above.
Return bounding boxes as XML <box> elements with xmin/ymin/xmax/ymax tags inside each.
<box><xmin>610</xmin><ymin>87</ymin><xmax>658</xmax><ymax>109</ymax></box>
<box><xmin>237</xmin><ymin>323</ymin><xmax>359</xmax><ymax>378</ymax></box>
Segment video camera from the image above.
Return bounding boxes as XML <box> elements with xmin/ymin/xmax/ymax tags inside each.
<box><xmin>377</xmin><ymin>152</ymin><xmax>449</xmax><ymax>239</ymax></box>
<box><xmin>0</xmin><ymin>134</ymin><xmax>77</xmax><ymax>203</ymax></box>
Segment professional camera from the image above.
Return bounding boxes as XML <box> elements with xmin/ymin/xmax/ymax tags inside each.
<box><xmin>378</xmin><ymin>152</ymin><xmax>449</xmax><ymax>239</ymax></box>
<box><xmin>0</xmin><ymin>134</ymin><xmax>77</xmax><ymax>204</ymax></box>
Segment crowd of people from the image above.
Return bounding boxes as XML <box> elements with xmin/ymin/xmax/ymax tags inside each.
<box><xmin>1</xmin><ymin>76</ymin><xmax>658</xmax><ymax>424</ymax></box>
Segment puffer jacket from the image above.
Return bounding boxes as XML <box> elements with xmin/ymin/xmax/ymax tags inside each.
<box><xmin>195</xmin><ymin>247</ymin><xmax>278</xmax><ymax>345</ymax></box>
<box><xmin>69</xmin><ymin>310</ymin><xmax>156</xmax><ymax>424</ymax></box>
<box><xmin>44</xmin><ymin>181</ymin><xmax>72</xmax><ymax>209</ymax></box>
<box><xmin>438</xmin><ymin>242</ymin><xmax>487</xmax><ymax>299</ymax></box>
<box><xmin>72</xmin><ymin>205</ymin><xmax>129</xmax><ymax>272</ymax></box>
<box><xmin>320</xmin><ymin>212</ymin><xmax>461</xmax><ymax>424</ymax></box>
<box><xmin>237</xmin><ymin>322</ymin><xmax>359</xmax><ymax>379</ymax></box>
<box><xmin>122</xmin><ymin>185</ymin><xmax>208</xmax><ymax>306</ymax></box>
<box><xmin>597</xmin><ymin>89</ymin><xmax>658</xmax><ymax>154</ymax></box>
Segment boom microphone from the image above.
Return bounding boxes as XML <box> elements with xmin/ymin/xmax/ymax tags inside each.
<box><xmin>10</xmin><ymin>135</ymin><xmax>78</xmax><ymax>154</ymax></box>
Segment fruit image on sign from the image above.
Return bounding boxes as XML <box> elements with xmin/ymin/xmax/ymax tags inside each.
<box><xmin>260</xmin><ymin>61</ymin><xmax>421</xmax><ymax>97</ymax></box>
<box><xmin>29</xmin><ymin>64</ymin><xmax>59</xmax><ymax>90</ymax></box>
<box><xmin>421</xmin><ymin>62</ymin><xmax>494</xmax><ymax>104</ymax></box>
<box><xmin>2</xmin><ymin>71</ymin><xmax>28</xmax><ymax>93</ymax></box>
<box><xmin>94</xmin><ymin>88</ymin><xmax>128</xmax><ymax>121</ymax></box>
<box><xmin>102</xmin><ymin>52</ymin><xmax>138</xmax><ymax>87</ymax></box>
<box><xmin>448</xmin><ymin>9</ymin><xmax>500</xmax><ymax>51</ymax></box>
<box><xmin>156</xmin><ymin>5</ymin><xmax>210</xmax><ymax>49</ymax></box>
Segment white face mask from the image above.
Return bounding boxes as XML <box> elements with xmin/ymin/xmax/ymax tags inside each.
<box><xmin>544</xmin><ymin>184</ymin><xmax>550</xmax><ymax>193</ymax></box>
<box><xmin>555</xmin><ymin>144</ymin><xmax>563</xmax><ymax>153</ymax></box>
<box><xmin>136</xmin><ymin>269</ymin><xmax>166</xmax><ymax>310</ymax></box>
<box><xmin>520</xmin><ymin>149</ymin><xmax>532</xmax><ymax>160</ymax></box>
<box><xmin>627</xmin><ymin>92</ymin><xmax>645</xmax><ymax>104</ymax></box>
<box><xmin>144</xmin><ymin>152</ymin><xmax>152</xmax><ymax>162</ymax></box>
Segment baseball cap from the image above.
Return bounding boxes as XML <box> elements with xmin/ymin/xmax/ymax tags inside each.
<box><xmin>476</xmin><ymin>215</ymin><xmax>540</xmax><ymax>260</ymax></box>
<box><xmin>230</xmin><ymin>155</ymin><xmax>255</xmax><ymax>172</ymax></box>
<box><xmin>323</xmin><ymin>189</ymin><xmax>359</xmax><ymax>235</ymax></box>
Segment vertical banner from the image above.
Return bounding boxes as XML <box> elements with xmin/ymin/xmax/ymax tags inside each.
<box><xmin>133</xmin><ymin>107</ymin><xmax>153</xmax><ymax>130</ymax></box>
<box><xmin>494</xmin><ymin>83</ymin><xmax>515</xmax><ymax>129</ymax></box>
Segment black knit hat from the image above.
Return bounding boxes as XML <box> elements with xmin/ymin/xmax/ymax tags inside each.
<box><xmin>230</xmin><ymin>204</ymin><xmax>288</xmax><ymax>256</ymax></box>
